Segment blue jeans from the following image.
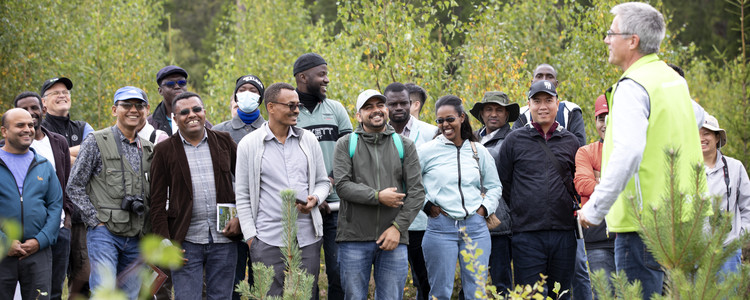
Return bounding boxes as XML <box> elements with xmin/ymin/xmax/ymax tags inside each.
<box><xmin>86</xmin><ymin>225</ymin><xmax>141</xmax><ymax>300</ymax></box>
<box><xmin>614</xmin><ymin>232</ymin><xmax>663</xmax><ymax>299</ymax></box>
<box><xmin>489</xmin><ymin>234</ymin><xmax>512</xmax><ymax>294</ymax></box>
<box><xmin>322</xmin><ymin>211</ymin><xmax>343</xmax><ymax>299</ymax></box>
<box><xmin>572</xmin><ymin>239</ymin><xmax>592</xmax><ymax>300</ymax></box>
<box><xmin>173</xmin><ymin>241</ymin><xmax>237</xmax><ymax>300</ymax></box>
<box><xmin>719</xmin><ymin>248</ymin><xmax>743</xmax><ymax>277</ymax></box>
<box><xmin>338</xmin><ymin>241</ymin><xmax>408</xmax><ymax>300</ymax></box>
<box><xmin>423</xmin><ymin>213</ymin><xmax>490</xmax><ymax>300</ymax></box>
<box><xmin>587</xmin><ymin>248</ymin><xmax>615</xmax><ymax>292</ymax></box>
<box><xmin>512</xmin><ymin>230</ymin><xmax>576</xmax><ymax>300</ymax></box>
<box><xmin>51</xmin><ymin>227</ymin><xmax>71</xmax><ymax>300</ymax></box>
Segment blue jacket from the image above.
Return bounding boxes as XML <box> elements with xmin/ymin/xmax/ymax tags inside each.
<box><xmin>418</xmin><ymin>135</ymin><xmax>502</xmax><ymax>220</ymax></box>
<box><xmin>0</xmin><ymin>149</ymin><xmax>63</xmax><ymax>250</ymax></box>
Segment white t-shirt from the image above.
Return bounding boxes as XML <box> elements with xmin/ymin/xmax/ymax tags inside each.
<box><xmin>31</xmin><ymin>135</ymin><xmax>65</xmax><ymax>228</ymax></box>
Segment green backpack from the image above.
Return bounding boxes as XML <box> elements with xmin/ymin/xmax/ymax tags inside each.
<box><xmin>348</xmin><ymin>132</ymin><xmax>404</xmax><ymax>161</ymax></box>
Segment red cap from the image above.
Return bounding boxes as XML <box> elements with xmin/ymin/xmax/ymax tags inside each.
<box><xmin>594</xmin><ymin>95</ymin><xmax>608</xmax><ymax>117</ymax></box>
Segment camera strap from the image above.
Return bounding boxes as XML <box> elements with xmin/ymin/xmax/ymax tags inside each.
<box><xmin>111</xmin><ymin>126</ymin><xmax>145</xmax><ymax>199</ymax></box>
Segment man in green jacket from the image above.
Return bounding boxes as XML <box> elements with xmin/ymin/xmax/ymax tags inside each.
<box><xmin>334</xmin><ymin>89</ymin><xmax>424</xmax><ymax>299</ymax></box>
<box><xmin>578</xmin><ymin>3</ymin><xmax>705</xmax><ymax>299</ymax></box>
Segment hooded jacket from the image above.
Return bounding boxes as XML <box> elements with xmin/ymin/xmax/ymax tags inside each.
<box><xmin>334</xmin><ymin>124</ymin><xmax>424</xmax><ymax>244</ymax></box>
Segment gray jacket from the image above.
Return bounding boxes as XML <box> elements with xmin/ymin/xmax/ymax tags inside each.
<box><xmin>212</xmin><ymin>114</ymin><xmax>265</xmax><ymax>144</ymax></box>
<box><xmin>705</xmin><ymin>151</ymin><xmax>750</xmax><ymax>246</ymax></box>
<box><xmin>235</xmin><ymin>123</ymin><xmax>330</xmax><ymax>241</ymax></box>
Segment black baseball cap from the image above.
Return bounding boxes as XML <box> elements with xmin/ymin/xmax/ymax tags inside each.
<box><xmin>527</xmin><ymin>80</ymin><xmax>557</xmax><ymax>99</ymax></box>
<box><xmin>40</xmin><ymin>77</ymin><xmax>73</xmax><ymax>96</ymax></box>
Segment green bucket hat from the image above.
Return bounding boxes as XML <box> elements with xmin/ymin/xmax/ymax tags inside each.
<box><xmin>469</xmin><ymin>91</ymin><xmax>520</xmax><ymax>124</ymax></box>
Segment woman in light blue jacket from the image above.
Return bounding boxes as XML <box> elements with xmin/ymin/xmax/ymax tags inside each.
<box><xmin>418</xmin><ymin>95</ymin><xmax>503</xmax><ymax>299</ymax></box>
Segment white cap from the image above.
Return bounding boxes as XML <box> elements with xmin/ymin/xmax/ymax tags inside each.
<box><xmin>356</xmin><ymin>89</ymin><xmax>387</xmax><ymax>111</ymax></box>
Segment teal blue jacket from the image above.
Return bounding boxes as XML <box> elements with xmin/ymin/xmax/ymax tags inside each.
<box><xmin>0</xmin><ymin>149</ymin><xmax>63</xmax><ymax>250</ymax></box>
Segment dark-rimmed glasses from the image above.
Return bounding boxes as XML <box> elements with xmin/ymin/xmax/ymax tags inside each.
<box><xmin>270</xmin><ymin>101</ymin><xmax>304</xmax><ymax>111</ymax></box>
<box><xmin>178</xmin><ymin>106</ymin><xmax>203</xmax><ymax>116</ymax></box>
<box><xmin>117</xmin><ymin>102</ymin><xmax>147</xmax><ymax>111</ymax></box>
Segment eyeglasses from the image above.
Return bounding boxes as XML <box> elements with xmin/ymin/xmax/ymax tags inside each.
<box><xmin>178</xmin><ymin>106</ymin><xmax>203</xmax><ymax>116</ymax></box>
<box><xmin>270</xmin><ymin>101</ymin><xmax>304</xmax><ymax>111</ymax></box>
<box><xmin>605</xmin><ymin>30</ymin><xmax>632</xmax><ymax>39</ymax></box>
<box><xmin>162</xmin><ymin>80</ymin><xmax>187</xmax><ymax>89</ymax></box>
<box><xmin>117</xmin><ymin>102</ymin><xmax>147</xmax><ymax>111</ymax></box>
<box><xmin>435</xmin><ymin>117</ymin><xmax>457</xmax><ymax>124</ymax></box>
<box><xmin>43</xmin><ymin>90</ymin><xmax>71</xmax><ymax>98</ymax></box>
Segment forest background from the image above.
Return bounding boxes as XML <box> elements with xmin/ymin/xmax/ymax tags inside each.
<box><xmin>1</xmin><ymin>0</ymin><xmax>748</xmax><ymax>171</ymax></box>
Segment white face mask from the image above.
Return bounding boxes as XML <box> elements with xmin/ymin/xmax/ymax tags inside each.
<box><xmin>236</xmin><ymin>91</ymin><xmax>261</xmax><ymax>112</ymax></box>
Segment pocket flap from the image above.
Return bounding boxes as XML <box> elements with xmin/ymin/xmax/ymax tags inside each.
<box><xmin>111</xmin><ymin>209</ymin><xmax>131</xmax><ymax>223</ymax></box>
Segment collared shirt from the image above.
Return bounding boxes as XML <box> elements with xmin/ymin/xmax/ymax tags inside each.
<box><xmin>67</xmin><ymin>126</ymin><xmax>144</xmax><ymax>228</ymax></box>
<box><xmin>531</xmin><ymin>121</ymin><xmax>559</xmax><ymax>141</ymax></box>
<box><xmin>180</xmin><ymin>130</ymin><xmax>230</xmax><ymax>244</ymax></box>
<box><xmin>479</xmin><ymin>126</ymin><xmax>501</xmax><ymax>145</ymax></box>
<box><xmin>256</xmin><ymin>123</ymin><xmax>317</xmax><ymax>247</ymax></box>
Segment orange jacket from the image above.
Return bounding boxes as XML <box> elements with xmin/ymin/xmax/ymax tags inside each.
<box><xmin>574</xmin><ymin>141</ymin><xmax>602</xmax><ymax>206</ymax></box>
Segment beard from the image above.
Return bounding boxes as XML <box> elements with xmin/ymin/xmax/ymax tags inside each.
<box><xmin>306</xmin><ymin>81</ymin><xmax>326</xmax><ymax>102</ymax></box>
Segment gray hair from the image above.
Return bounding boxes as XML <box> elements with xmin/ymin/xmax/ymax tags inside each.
<box><xmin>611</xmin><ymin>2</ymin><xmax>665</xmax><ymax>55</ymax></box>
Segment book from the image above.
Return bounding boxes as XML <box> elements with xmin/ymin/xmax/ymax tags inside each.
<box><xmin>217</xmin><ymin>203</ymin><xmax>237</xmax><ymax>231</ymax></box>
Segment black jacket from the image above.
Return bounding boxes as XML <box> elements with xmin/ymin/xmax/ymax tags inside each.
<box><xmin>475</xmin><ymin>124</ymin><xmax>513</xmax><ymax>235</ymax></box>
<box><xmin>497</xmin><ymin>123</ymin><xmax>579</xmax><ymax>233</ymax></box>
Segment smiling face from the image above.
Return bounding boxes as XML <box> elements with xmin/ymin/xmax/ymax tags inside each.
<box><xmin>436</xmin><ymin>105</ymin><xmax>464</xmax><ymax>145</ymax></box>
<box><xmin>1</xmin><ymin>109</ymin><xmax>35</xmax><ymax>154</ymax></box>
<box><xmin>268</xmin><ymin>89</ymin><xmax>301</xmax><ymax>128</ymax></box>
<box><xmin>528</xmin><ymin>92</ymin><xmax>559</xmax><ymax>128</ymax></box>
<box><xmin>301</xmin><ymin>64</ymin><xmax>329</xmax><ymax>100</ymax></box>
<box><xmin>356</xmin><ymin>97</ymin><xmax>388</xmax><ymax>133</ymax></box>
<box><xmin>481</xmin><ymin>103</ymin><xmax>508</xmax><ymax>134</ymax></box>
<box><xmin>385</xmin><ymin>90</ymin><xmax>411</xmax><ymax>125</ymax></box>
<box><xmin>112</xmin><ymin>99</ymin><xmax>149</xmax><ymax>133</ymax></box>
<box><xmin>15</xmin><ymin>96</ymin><xmax>45</xmax><ymax>132</ymax></box>
<box><xmin>42</xmin><ymin>82</ymin><xmax>71</xmax><ymax>116</ymax></box>
<box><xmin>699</xmin><ymin>127</ymin><xmax>719</xmax><ymax>156</ymax></box>
<box><xmin>595</xmin><ymin>113</ymin><xmax>607</xmax><ymax>140</ymax></box>
<box><xmin>173</xmin><ymin>96</ymin><xmax>205</xmax><ymax>138</ymax></box>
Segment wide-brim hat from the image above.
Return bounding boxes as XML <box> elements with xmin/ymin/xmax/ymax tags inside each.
<box><xmin>702</xmin><ymin>114</ymin><xmax>727</xmax><ymax>148</ymax></box>
<box><xmin>469</xmin><ymin>91</ymin><xmax>520</xmax><ymax>124</ymax></box>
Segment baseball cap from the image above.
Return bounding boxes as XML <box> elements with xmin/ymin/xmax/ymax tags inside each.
<box><xmin>594</xmin><ymin>94</ymin><xmax>608</xmax><ymax>117</ymax></box>
<box><xmin>527</xmin><ymin>80</ymin><xmax>557</xmax><ymax>99</ymax></box>
<box><xmin>113</xmin><ymin>86</ymin><xmax>148</xmax><ymax>104</ymax></box>
<box><xmin>40</xmin><ymin>77</ymin><xmax>73</xmax><ymax>96</ymax></box>
<box><xmin>156</xmin><ymin>65</ymin><xmax>188</xmax><ymax>86</ymax></box>
<box><xmin>356</xmin><ymin>89</ymin><xmax>387</xmax><ymax>111</ymax></box>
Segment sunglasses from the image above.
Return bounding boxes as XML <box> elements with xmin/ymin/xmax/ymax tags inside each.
<box><xmin>117</xmin><ymin>102</ymin><xmax>147</xmax><ymax>111</ymax></box>
<box><xmin>162</xmin><ymin>80</ymin><xmax>187</xmax><ymax>88</ymax></box>
<box><xmin>178</xmin><ymin>106</ymin><xmax>203</xmax><ymax>116</ymax></box>
<box><xmin>435</xmin><ymin>117</ymin><xmax>457</xmax><ymax>124</ymax></box>
<box><xmin>271</xmin><ymin>101</ymin><xmax>304</xmax><ymax>111</ymax></box>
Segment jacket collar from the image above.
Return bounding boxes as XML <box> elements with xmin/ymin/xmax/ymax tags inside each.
<box><xmin>354</xmin><ymin>123</ymin><xmax>396</xmax><ymax>144</ymax></box>
<box><xmin>231</xmin><ymin>113</ymin><xmax>265</xmax><ymax>130</ymax></box>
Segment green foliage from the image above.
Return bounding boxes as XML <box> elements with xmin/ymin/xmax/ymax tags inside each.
<box><xmin>0</xmin><ymin>219</ymin><xmax>21</xmax><ymax>263</ymax></box>
<box><xmin>0</xmin><ymin>0</ymin><xmax>167</xmax><ymax>130</ymax></box>
<box><xmin>237</xmin><ymin>189</ymin><xmax>314</xmax><ymax>300</ymax></box>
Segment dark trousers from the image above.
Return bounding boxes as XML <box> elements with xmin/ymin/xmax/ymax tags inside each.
<box><xmin>51</xmin><ymin>227</ymin><xmax>71</xmax><ymax>300</ymax></box>
<box><xmin>407</xmin><ymin>230</ymin><xmax>430</xmax><ymax>300</ymax></box>
<box><xmin>251</xmin><ymin>238</ymin><xmax>321</xmax><ymax>298</ymax></box>
<box><xmin>322</xmin><ymin>211</ymin><xmax>344</xmax><ymax>299</ymax></box>
<box><xmin>68</xmin><ymin>222</ymin><xmax>90</xmax><ymax>297</ymax></box>
<box><xmin>0</xmin><ymin>246</ymin><xmax>53</xmax><ymax>300</ymax></box>
<box><xmin>489</xmin><ymin>234</ymin><xmax>513</xmax><ymax>294</ymax></box>
<box><xmin>232</xmin><ymin>240</ymin><xmax>254</xmax><ymax>300</ymax></box>
<box><xmin>512</xmin><ymin>230</ymin><xmax>577</xmax><ymax>300</ymax></box>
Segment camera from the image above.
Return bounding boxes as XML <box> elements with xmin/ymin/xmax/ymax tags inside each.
<box><xmin>121</xmin><ymin>195</ymin><xmax>146</xmax><ymax>216</ymax></box>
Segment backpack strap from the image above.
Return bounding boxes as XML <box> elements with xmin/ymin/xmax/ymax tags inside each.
<box><xmin>391</xmin><ymin>133</ymin><xmax>404</xmax><ymax>162</ymax></box>
<box><xmin>470</xmin><ymin>141</ymin><xmax>485</xmax><ymax>197</ymax></box>
<box><xmin>349</xmin><ymin>133</ymin><xmax>358</xmax><ymax>158</ymax></box>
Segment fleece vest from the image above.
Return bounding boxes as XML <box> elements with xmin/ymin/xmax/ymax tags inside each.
<box><xmin>603</xmin><ymin>54</ymin><xmax>707</xmax><ymax>232</ymax></box>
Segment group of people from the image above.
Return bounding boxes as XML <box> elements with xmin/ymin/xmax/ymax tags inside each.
<box><xmin>1</xmin><ymin>2</ymin><xmax>748</xmax><ymax>300</ymax></box>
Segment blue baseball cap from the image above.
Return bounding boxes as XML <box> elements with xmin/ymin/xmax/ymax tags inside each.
<box><xmin>113</xmin><ymin>86</ymin><xmax>148</xmax><ymax>104</ymax></box>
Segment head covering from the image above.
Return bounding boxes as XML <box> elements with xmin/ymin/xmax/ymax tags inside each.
<box><xmin>356</xmin><ymin>89</ymin><xmax>386</xmax><ymax>111</ymax></box>
<box><xmin>234</xmin><ymin>75</ymin><xmax>265</xmax><ymax>102</ymax></box>
<box><xmin>594</xmin><ymin>94</ymin><xmax>608</xmax><ymax>117</ymax></box>
<box><xmin>702</xmin><ymin>114</ymin><xmax>727</xmax><ymax>148</ymax></box>
<box><xmin>527</xmin><ymin>80</ymin><xmax>557</xmax><ymax>99</ymax></box>
<box><xmin>156</xmin><ymin>65</ymin><xmax>188</xmax><ymax>86</ymax></box>
<box><xmin>40</xmin><ymin>77</ymin><xmax>73</xmax><ymax>96</ymax></box>
<box><xmin>469</xmin><ymin>91</ymin><xmax>520</xmax><ymax>124</ymax></box>
<box><xmin>113</xmin><ymin>86</ymin><xmax>148</xmax><ymax>104</ymax></box>
<box><xmin>293</xmin><ymin>53</ymin><xmax>327</xmax><ymax>75</ymax></box>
